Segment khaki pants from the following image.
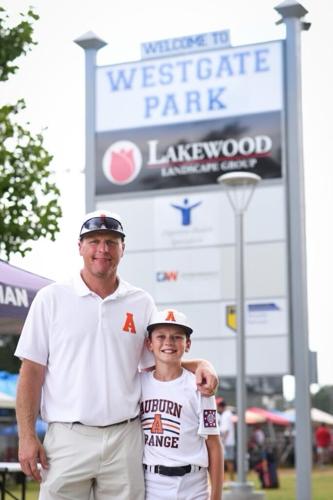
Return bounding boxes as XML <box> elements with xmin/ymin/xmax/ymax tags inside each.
<box><xmin>39</xmin><ymin>420</ymin><xmax>144</xmax><ymax>500</ymax></box>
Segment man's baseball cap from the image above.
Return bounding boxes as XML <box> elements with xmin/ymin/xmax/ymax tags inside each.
<box><xmin>79</xmin><ymin>210</ymin><xmax>125</xmax><ymax>239</ymax></box>
<box><xmin>147</xmin><ymin>309</ymin><xmax>193</xmax><ymax>336</ymax></box>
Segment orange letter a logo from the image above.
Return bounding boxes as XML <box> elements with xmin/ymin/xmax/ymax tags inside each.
<box><xmin>122</xmin><ymin>312</ymin><xmax>136</xmax><ymax>334</ymax></box>
<box><xmin>151</xmin><ymin>414</ymin><xmax>163</xmax><ymax>434</ymax></box>
<box><xmin>165</xmin><ymin>310</ymin><xmax>176</xmax><ymax>322</ymax></box>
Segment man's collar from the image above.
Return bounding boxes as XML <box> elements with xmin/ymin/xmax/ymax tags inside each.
<box><xmin>73</xmin><ymin>272</ymin><xmax>129</xmax><ymax>299</ymax></box>
<box><xmin>73</xmin><ymin>273</ymin><xmax>91</xmax><ymax>296</ymax></box>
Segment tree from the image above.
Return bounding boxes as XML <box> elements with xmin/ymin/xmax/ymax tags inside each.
<box><xmin>312</xmin><ymin>385</ymin><xmax>333</xmax><ymax>415</ymax></box>
<box><xmin>0</xmin><ymin>6</ymin><xmax>61</xmax><ymax>260</ymax></box>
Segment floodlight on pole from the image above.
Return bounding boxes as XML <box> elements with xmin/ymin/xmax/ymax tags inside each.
<box><xmin>218</xmin><ymin>172</ymin><xmax>261</xmax><ymax>213</ymax></box>
<box><xmin>218</xmin><ymin>171</ymin><xmax>263</xmax><ymax>500</ymax></box>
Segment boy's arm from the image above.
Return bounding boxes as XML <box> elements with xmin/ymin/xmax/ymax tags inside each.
<box><xmin>182</xmin><ymin>359</ymin><xmax>218</xmax><ymax>396</ymax></box>
<box><xmin>206</xmin><ymin>434</ymin><xmax>224</xmax><ymax>500</ymax></box>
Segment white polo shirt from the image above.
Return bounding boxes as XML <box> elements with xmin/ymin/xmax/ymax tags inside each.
<box><xmin>15</xmin><ymin>274</ymin><xmax>155</xmax><ymax>425</ymax></box>
<box><xmin>219</xmin><ymin>409</ymin><xmax>235</xmax><ymax>446</ymax></box>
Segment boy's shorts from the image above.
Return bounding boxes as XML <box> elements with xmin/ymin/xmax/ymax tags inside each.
<box><xmin>144</xmin><ymin>467</ymin><xmax>208</xmax><ymax>500</ymax></box>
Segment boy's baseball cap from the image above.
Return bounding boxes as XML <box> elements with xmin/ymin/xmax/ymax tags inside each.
<box><xmin>147</xmin><ymin>309</ymin><xmax>193</xmax><ymax>336</ymax></box>
<box><xmin>79</xmin><ymin>210</ymin><xmax>125</xmax><ymax>239</ymax></box>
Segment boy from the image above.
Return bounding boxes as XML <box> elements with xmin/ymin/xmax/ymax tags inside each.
<box><xmin>140</xmin><ymin>309</ymin><xmax>223</xmax><ymax>500</ymax></box>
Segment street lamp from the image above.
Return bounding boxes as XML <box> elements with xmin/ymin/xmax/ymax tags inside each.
<box><xmin>217</xmin><ymin>172</ymin><xmax>263</xmax><ymax>500</ymax></box>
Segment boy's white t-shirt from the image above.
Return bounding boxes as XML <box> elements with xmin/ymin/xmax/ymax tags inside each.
<box><xmin>140</xmin><ymin>369</ymin><xmax>219</xmax><ymax>468</ymax></box>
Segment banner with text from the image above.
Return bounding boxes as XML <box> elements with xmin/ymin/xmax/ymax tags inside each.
<box><xmin>96</xmin><ymin>111</ymin><xmax>282</xmax><ymax>195</ymax></box>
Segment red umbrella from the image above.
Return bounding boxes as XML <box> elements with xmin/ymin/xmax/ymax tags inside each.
<box><xmin>232</xmin><ymin>409</ymin><xmax>266</xmax><ymax>425</ymax></box>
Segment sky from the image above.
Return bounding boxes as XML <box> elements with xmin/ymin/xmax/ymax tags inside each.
<box><xmin>1</xmin><ymin>0</ymin><xmax>333</xmax><ymax>388</ymax></box>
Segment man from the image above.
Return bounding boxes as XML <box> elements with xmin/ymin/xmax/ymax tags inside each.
<box><xmin>15</xmin><ymin>209</ymin><xmax>218</xmax><ymax>500</ymax></box>
<box><xmin>315</xmin><ymin>422</ymin><xmax>331</xmax><ymax>466</ymax></box>
<box><xmin>216</xmin><ymin>397</ymin><xmax>235</xmax><ymax>482</ymax></box>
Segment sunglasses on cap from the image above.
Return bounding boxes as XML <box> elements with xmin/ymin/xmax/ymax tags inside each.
<box><xmin>79</xmin><ymin>216</ymin><xmax>125</xmax><ymax>238</ymax></box>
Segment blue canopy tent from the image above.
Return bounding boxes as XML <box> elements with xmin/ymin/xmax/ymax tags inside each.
<box><xmin>0</xmin><ymin>418</ymin><xmax>47</xmax><ymax>436</ymax></box>
<box><xmin>0</xmin><ymin>261</ymin><xmax>51</xmax><ymax>444</ymax></box>
<box><xmin>0</xmin><ymin>371</ymin><xmax>18</xmax><ymax>398</ymax></box>
<box><xmin>0</xmin><ymin>372</ymin><xmax>48</xmax><ymax>436</ymax></box>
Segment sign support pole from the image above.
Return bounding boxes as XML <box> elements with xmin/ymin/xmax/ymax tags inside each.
<box><xmin>74</xmin><ymin>32</ymin><xmax>107</xmax><ymax>212</ymax></box>
<box><xmin>275</xmin><ymin>2</ymin><xmax>312</xmax><ymax>499</ymax></box>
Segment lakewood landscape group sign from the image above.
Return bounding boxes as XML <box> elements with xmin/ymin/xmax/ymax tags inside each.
<box><xmin>96</xmin><ymin>111</ymin><xmax>282</xmax><ymax>194</ymax></box>
<box><xmin>95</xmin><ymin>40</ymin><xmax>283</xmax><ymax>195</ymax></box>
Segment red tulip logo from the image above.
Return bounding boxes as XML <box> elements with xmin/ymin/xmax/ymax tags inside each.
<box><xmin>102</xmin><ymin>141</ymin><xmax>142</xmax><ymax>185</ymax></box>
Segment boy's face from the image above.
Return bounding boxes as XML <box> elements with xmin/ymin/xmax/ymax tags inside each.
<box><xmin>147</xmin><ymin>325</ymin><xmax>191</xmax><ymax>364</ymax></box>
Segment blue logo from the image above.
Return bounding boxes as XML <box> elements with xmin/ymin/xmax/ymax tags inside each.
<box><xmin>248</xmin><ymin>303</ymin><xmax>280</xmax><ymax>312</ymax></box>
<box><xmin>171</xmin><ymin>198</ymin><xmax>202</xmax><ymax>226</ymax></box>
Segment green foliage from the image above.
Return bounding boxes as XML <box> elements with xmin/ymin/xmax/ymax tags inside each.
<box><xmin>0</xmin><ymin>335</ymin><xmax>20</xmax><ymax>373</ymax></box>
<box><xmin>312</xmin><ymin>385</ymin><xmax>333</xmax><ymax>415</ymax></box>
<box><xmin>247</xmin><ymin>467</ymin><xmax>333</xmax><ymax>500</ymax></box>
<box><xmin>0</xmin><ymin>6</ymin><xmax>38</xmax><ymax>81</ymax></box>
<box><xmin>0</xmin><ymin>6</ymin><xmax>62</xmax><ymax>260</ymax></box>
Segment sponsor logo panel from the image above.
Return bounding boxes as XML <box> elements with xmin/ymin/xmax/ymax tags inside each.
<box><xmin>96</xmin><ymin>111</ymin><xmax>282</xmax><ymax>195</ymax></box>
<box><xmin>223</xmin><ymin>299</ymin><xmax>287</xmax><ymax>336</ymax></box>
<box><xmin>153</xmin><ymin>248</ymin><xmax>222</xmax><ymax>302</ymax></box>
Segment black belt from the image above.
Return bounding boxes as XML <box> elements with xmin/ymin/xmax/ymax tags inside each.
<box><xmin>143</xmin><ymin>464</ymin><xmax>201</xmax><ymax>476</ymax></box>
<box><xmin>73</xmin><ymin>415</ymin><xmax>138</xmax><ymax>428</ymax></box>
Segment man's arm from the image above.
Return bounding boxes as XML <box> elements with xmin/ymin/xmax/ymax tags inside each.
<box><xmin>182</xmin><ymin>359</ymin><xmax>218</xmax><ymax>396</ymax></box>
<box><xmin>16</xmin><ymin>359</ymin><xmax>48</xmax><ymax>481</ymax></box>
<box><xmin>206</xmin><ymin>434</ymin><xmax>224</xmax><ymax>500</ymax></box>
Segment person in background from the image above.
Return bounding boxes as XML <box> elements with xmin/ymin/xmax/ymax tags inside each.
<box><xmin>252</xmin><ymin>425</ymin><xmax>266</xmax><ymax>449</ymax></box>
<box><xmin>315</xmin><ymin>422</ymin><xmax>331</xmax><ymax>466</ymax></box>
<box><xmin>15</xmin><ymin>210</ymin><xmax>219</xmax><ymax>500</ymax></box>
<box><xmin>141</xmin><ymin>308</ymin><xmax>223</xmax><ymax>500</ymax></box>
<box><xmin>216</xmin><ymin>397</ymin><xmax>235</xmax><ymax>482</ymax></box>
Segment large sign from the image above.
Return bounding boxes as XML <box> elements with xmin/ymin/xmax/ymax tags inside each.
<box><xmin>91</xmin><ymin>36</ymin><xmax>289</xmax><ymax>377</ymax></box>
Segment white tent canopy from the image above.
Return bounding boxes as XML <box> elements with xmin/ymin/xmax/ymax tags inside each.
<box><xmin>310</xmin><ymin>408</ymin><xmax>333</xmax><ymax>426</ymax></box>
<box><xmin>284</xmin><ymin>407</ymin><xmax>333</xmax><ymax>426</ymax></box>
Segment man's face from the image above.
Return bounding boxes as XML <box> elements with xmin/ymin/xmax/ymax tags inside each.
<box><xmin>79</xmin><ymin>231</ymin><xmax>124</xmax><ymax>279</ymax></box>
<box><xmin>147</xmin><ymin>325</ymin><xmax>191</xmax><ymax>365</ymax></box>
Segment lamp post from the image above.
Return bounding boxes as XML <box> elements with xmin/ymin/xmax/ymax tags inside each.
<box><xmin>218</xmin><ymin>172</ymin><xmax>263</xmax><ymax>500</ymax></box>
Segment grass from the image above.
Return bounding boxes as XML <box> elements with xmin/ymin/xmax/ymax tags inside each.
<box><xmin>227</xmin><ymin>466</ymin><xmax>333</xmax><ymax>500</ymax></box>
<box><xmin>4</xmin><ymin>466</ymin><xmax>333</xmax><ymax>499</ymax></box>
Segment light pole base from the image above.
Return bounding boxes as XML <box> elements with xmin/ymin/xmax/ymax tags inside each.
<box><xmin>223</xmin><ymin>482</ymin><xmax>266</xmax><ymax>500</ymax></box>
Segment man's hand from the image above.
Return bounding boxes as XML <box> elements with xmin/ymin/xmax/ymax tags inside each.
<box><xmin>18</xmin><ymin>434</ymin><xmax>48</xmax><ymax>482</ymax></box>
<box><xmin>16</xmin><ymin>359</ymin><xmax>47</xmax><ymax>481</ymax></box>
<box><xmin>195</xmin><ymin>360</ymin><xmax>218</xmax><ymax>396</ymax></box>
